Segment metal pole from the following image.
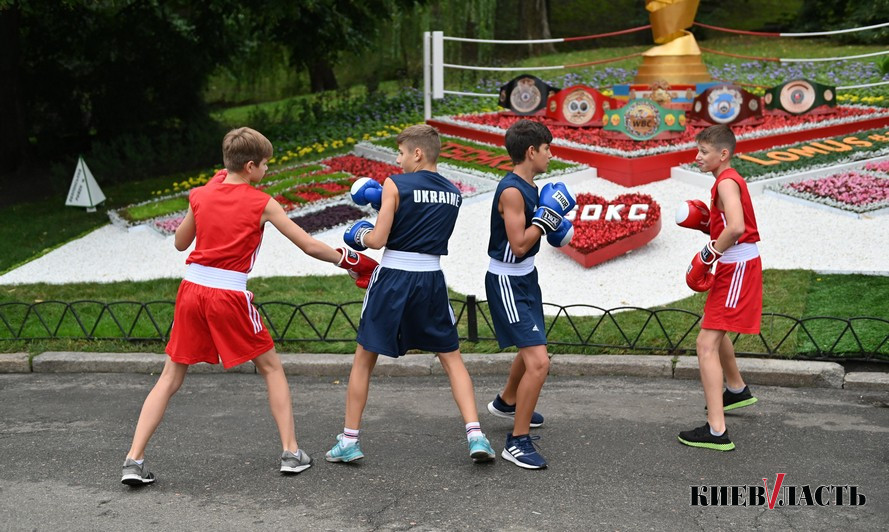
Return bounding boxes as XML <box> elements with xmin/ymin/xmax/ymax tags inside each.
<box><xmin>423</xmin><ymin>31</ymin><xmax>431</xmax><ymax>120</ymax></box>
<box><xmin>466</xmin><ymin>295</ymin><xmax>478</xmax><ymax>343</ymax></box>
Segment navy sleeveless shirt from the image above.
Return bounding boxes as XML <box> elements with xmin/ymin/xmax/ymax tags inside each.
<box><xmin>487</xmin><ymin>172</ymin><xmax>540</xmax><ymax>263</ymax></box>
<box><xmin>386</xmin><ymin>170</ymin><xmax>462</xmax><ymax>255</ymax></box>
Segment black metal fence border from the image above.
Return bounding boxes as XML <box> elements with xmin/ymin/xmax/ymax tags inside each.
<box><xmin>2</xmin><ymin>297</ymin><xmax>887</xmax><ymax>362</ymax></box>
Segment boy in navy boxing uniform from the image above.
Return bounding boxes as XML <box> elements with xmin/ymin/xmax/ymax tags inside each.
<box><xmin>676</xmin><ymin>124</ymin><xmax>761</xmax><ymax>451</ymax></box>
<box><xmin>325</xmin><ymin>124</ymin><xmax>496</xmax><ymax>464</ymax></box>
<box><xmin>485</xmin><ymin>119</ymin><xmax>575</xmax><ymax>469</ymax></box>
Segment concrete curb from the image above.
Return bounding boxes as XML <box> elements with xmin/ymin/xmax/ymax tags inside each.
<box><xmin>0</xmin><ymin>352</ymin><xmax>30</xmax><ymax>373</ymax></box>
<box><xmin>673</xmin><ymin>356</ymin><xmax>846</xmax><ymax>389</ymax></box>
<box><xmin>843</xmin><ymin>371</ymin><xmax>889</xmax><ymax>391</ymax></box>
<box><xmin>6</xmin><ymin>351</ymin><xmax>886</xmax><ymax>391</ymax></box>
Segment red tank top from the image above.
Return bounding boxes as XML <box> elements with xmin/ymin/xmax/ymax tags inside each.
<box><xmin>709</xmin><ymin>168</ymin><xmax>760</xmax><ymax>244</ymax></box>
<box><xmin>185</xmin><ymin>182</ymin><xmax>271</xmax><ymax>273</ymax></box>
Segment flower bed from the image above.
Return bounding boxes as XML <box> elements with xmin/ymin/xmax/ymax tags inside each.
<box><xmin>446</xmin><ymin>106</ymin><xmax>887</xmax><ymax>158</ymax></box>
<box><xmin>767</xmin><ymin>170</ymin><xmax>889</xmax><ymax>216</ymax></box>
<box><xmin>676</xmin><ymin>127</ymin><xmax>889</xmax><ymax>183</ymax></box>
<box><xmin>558</xmin><ymin>193</ymin><xmax>662</xmax><ymax>268</ymax></box>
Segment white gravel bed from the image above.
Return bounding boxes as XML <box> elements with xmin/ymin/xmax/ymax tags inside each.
<box><xmin>2</xmin><ymin>171</ymin><xmax>888</xmax><ymax>312</ymax></box>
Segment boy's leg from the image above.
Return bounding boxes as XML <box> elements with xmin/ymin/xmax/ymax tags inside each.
<box><xmin>437</xmin><ymin>350</ymin><xmax>480</xmax><ymax>422</ymax></box>
<box><xmin>326</xmin><ymin>345</ymin><xmax>377</xmax><ymax>463</ymax></box>
<box><xmin>127</xmin><ymin>358</ymin><xmax>189</xmax><ymax>460</ymax></box>
<box><xmin>498</xmin><ymin>353</ymin><xmax>526</xmax><ymax>404</ymax></box>
<box><xmin>252</xmin><ymin>348</ymin><xmax>298</xmax><ymax>453</ymax></box>
<box><xmin>697</xmin><ymin>328</ymin><xmax>727</xmax><ymax>433</ymax></box>
<box><xmin>438</xmin><ymin>349</ymin><xmax>496</xmax><ymax>462</ymax></box>
<box><xmin>718</xmin><ymin>333</ymin><xmax>745</xmax><ymax>390</ymax></box>
<box><xmin>513</xmin><ymin>345</ymin><xmax>549</xmax><ymax>435</ymax></box>
<box><xmin>345</xmin><ymin>345</ymin><xmax>378</xmax><ymax>429</ymax></box>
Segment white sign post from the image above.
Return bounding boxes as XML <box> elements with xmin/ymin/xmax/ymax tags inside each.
<box><xmin>65</xmin><ymin>156</ymin><xmax>106</xmax><ymax>212</ymax></box>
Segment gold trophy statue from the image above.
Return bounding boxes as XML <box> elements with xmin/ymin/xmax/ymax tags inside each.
<box><xmin>635</xmin><ymin>0</ymin><xmax>711</xmax><ymax>84</ymax></box>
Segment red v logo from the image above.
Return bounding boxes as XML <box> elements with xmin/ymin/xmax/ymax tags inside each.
<box><xmin>763</xmin><ymin>473</ymin><xmax>787</xmax><ymax>509</ymax></box>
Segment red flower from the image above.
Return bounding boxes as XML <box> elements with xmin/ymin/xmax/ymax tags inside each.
<box><xmin>568</xmin><ymin>193</ymin><xmax>661</xmax><ymax>253</ymax></box>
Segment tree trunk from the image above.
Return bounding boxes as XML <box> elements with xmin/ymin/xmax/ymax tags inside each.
<box><xmin>520</xmin><ymin>0</ymin><xmax>556</xmax><ymax>56</ymax></box>
<box><xmin>308</xmin><ymin>58</ymin><xmax>338</xmax><ymax>92</ymax></box>
<box><xmin>0</xmin><ymin>4</ymin><xmax>27</xmax><ymax>173</ymax></box>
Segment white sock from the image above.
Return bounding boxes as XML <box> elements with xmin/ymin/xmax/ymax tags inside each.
<box><xmin>465</xmin><ymin>422</ymin><xmax>482</xmax><ymax>441</ymax></box>
<box><xmin>342</xmin><ymin>428</ymin><xmax>359</xmax><ymax>446</ymax></box>
<box><xmin>134</xmin><ymin>458</ymin><xmax>144</xmax><ymax>465</ymax></box>
<box><xmin>726</xmin><ymin>384</ymin><xmax>746</xmax><ymax>394</ymax></box>
<box><xmin>710</xmin><ymin>426</ymin><xmax>725</xmax><ymax>437</ymax></box>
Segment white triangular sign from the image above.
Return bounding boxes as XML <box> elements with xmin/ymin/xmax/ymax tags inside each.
<box><xmin>65</xmin><ymin>156</ymin><xmax>106</xmax><ymax>210</ymax></box>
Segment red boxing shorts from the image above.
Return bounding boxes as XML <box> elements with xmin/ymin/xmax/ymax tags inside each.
<box><xmin>702</xmin><ymin>254</ymin><xmax>763</xmax><ymax>335</ymax></box>
<box><xmin>166</xmin><ymin>279</ymin><xmax>274</xmax><ymax>369</ymax></box>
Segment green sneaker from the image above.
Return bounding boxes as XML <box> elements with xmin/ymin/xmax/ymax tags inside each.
<box><xmin>468</xmin><ymin>434</ymin><xmax>495</xmax><ymax>463</ymax></box>
<box><xmin>678</xmin><ymin>423</ymin><xmax>735</xmax><ymax>451</ymax></box>
<box><xmin>325</xmin><ymin>435</ymin><xmax>364</xmax><ymax>463</ymax></box>
<box><xmin>723</xmin><ymin>386</ymin><xmax>758</xmax><ymax>411</ymax></box>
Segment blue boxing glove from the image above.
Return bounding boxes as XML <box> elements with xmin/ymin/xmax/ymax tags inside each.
<box><xmin>350</xmin><ymin>177</ymin><xmax>383</xmax><ymax>210</ymax></box>
<box><xmin>547</xmin><ymin>218</ymin><xmax>574</xmax><ymax>247</ymax></box>
<box><xmin>538</xmin><ymin>182</ymin><xmax>576</xmax><ymax>216</ymax></box>
<box><xmin>344</xmin><ymin>220</ymin><xmax>374</xmax><ymax>251</ymax></box>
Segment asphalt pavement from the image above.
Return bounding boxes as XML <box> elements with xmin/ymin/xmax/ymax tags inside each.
<box><xmin>1</xmin><ymin>372</ymin><xmax>887</xmax><ymax>531</ymax></box>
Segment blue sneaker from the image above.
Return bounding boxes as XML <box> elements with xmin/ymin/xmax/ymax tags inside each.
<box><xmin>325</xmin><ymin>435</ymin><xmax>365</xmax><ymax>463</ymax></box>
<box><xmin>468</xmin><ymin>434</ymin><xmax>496</xmax><ymax>463</ymax></box>
<box><xmin>501</xmin><ymin>433</ymin><xmax>547</xmax><ymax>470</ymax></box>
<box><xmin>487</xmin><ymin>394</ymin><xmax>544</xmax><ymax>428</ymax></box>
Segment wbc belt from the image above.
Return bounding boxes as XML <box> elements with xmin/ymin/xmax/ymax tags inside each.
<box><xmin>764</xmin><ymin>78</ymin><xmax>836</xmax><ymax>115</ymax></box>
<box><xmin>602</xmin><ymin>98</ymin><xmax>686</xmax><ymax>141</ymax></box>
<box><xmin>688</xmin><ymin>83</ymin><xmax>763</xmax><ymax>127</ymax></box>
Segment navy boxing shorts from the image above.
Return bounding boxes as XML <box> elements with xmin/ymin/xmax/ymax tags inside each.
<box><xmin>484</xmin><ymin>267</ymin><xmax>547</xmax><ymax>349</ymax></box>
<box><xmin>356</xmin><ymin>262</ymin><xmax>459</xmax><ymax>358</ymax></box>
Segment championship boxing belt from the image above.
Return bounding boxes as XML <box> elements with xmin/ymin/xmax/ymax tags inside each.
<box><xmin>627</xmin><ymin>83</ymin><xmax>697</xmax><ymax>110</ymax></box>
<box><xmin>602</xmin><ymin>98</ymin><xmax>687</xmax><ymax>141</ymax></box>
<box><xmin>545</xmin><ymin>85</ymin><xmax>618</xmax><ymax>127</ymax></box>
<box><xmin>498</xmin><ymin>74</ymin><xmax>559</xmax><ymax>115</ymax></box>
<box><xmin>763</xmin><ymin>78</ymin><xmax>836</xmax><ymax>116</ymax></box>
<box><xmin>688</xmin><ymin>83</ymin><xmax>763</xmax><ymax>127</ymax></box>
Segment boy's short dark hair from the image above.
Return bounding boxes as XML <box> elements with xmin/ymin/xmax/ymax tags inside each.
<box><xmin>396</xmin><ymin>124</ymin><xmax>441</xmax><ymax>162</ymax></box>
<box><xmin>695</xmin><ymin>124</ymin><xmax>736</xmax><ymax>157</ymax></box>
<box><xmin>505</xmin><ymin>119</ymin><xmax>553</xmax><ymax>164</ymax></box>
<box><xmin>223</xmin><ymin>127</ymin><xmax>274</xmax><ymax>172</ymax></box>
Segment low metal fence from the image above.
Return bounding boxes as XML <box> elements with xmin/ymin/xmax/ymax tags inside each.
<box><xmin>2</xmin><ymin>297</ymin><xmax>887</xmax><ymax>361</ymax></box>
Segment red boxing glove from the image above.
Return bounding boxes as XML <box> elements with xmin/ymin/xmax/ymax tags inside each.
<box><xmin>675</xmin><ymin>199</ymin><xmax>710</xmax><ymax>234</ymax></box>
<box><xmin>210</xmin><ymin>169</ymin><xmax>227</xmax><ymax>184</ymax></box>
<box><xmin>336</xmin><ymin>248</ymin><xmax>379</xmax><ymax>289</ymax></box>
<box><xmin>686</xmin><ymin>240</ymin><xmax>722</xmax><ymax>292</ymax></box>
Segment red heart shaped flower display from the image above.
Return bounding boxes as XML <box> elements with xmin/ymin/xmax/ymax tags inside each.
<box><xmin>559</xmin><ymin>192</ymin><xmax>661</xmax><ymax>268</ymax></box>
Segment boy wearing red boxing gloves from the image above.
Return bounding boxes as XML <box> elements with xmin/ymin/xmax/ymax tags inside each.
<box><xmin>675</xmin><ymin>124</ymin><xmax>761</xmax><ymax>451</ymax></box>
<box><xmin>121</xmin><ymin>127</ymin><xmax>378</xmax><ymax>485</ymax></box>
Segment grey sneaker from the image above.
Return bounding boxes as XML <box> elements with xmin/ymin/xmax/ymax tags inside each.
<box><xmin>280</xmin><ymin>449</ymin><xmax>312</xmax><ymax>474</ymax></box>
<box><xmin>121</xmin><ymin>458</ymin><xmax>156</xmax><ymax>485</ymax></box>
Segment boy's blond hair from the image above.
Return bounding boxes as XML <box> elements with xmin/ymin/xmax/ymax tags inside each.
<box><xmin>223</xmin><ymin>127</ymin><xmax>274</xmax><ymax>172</ymax></box>
<box><xmin>396</xmin><ymin>124</ymin><xmax>441</xmax><ymax>163</ymax></box>
<box><xmin>695</xmin><ymin>124</ymin><xmax>736</xmax><ymax>157</ymax></box>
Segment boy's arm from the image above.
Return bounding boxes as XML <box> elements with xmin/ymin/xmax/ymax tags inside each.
<box><xmin>714</xmin><ymin>179</ymin><xmax>745</xmax><ymax>252</ymax></box>
<box><xmin>501</xmin><ymin>187</ymin><xmax>542</xmax><ymax>258</ymax></box>
<box><xmin>359</xmin><ymin>178</ymin><xmax>398</xmax><ymax>250</ymax></box>
<box><xmin>262</xmin><ymin>198</ymin><xmax>342</xmax><ymax>263</ymax></box>
<box><xmin>174</xmin><ymin>207</ymin><xmax>196</xmax><ymax>251</ymax></box>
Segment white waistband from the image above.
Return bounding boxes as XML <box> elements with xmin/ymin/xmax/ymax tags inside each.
<box><xmin>720</xmin><ymin>242</ymin><xmax>759</xmax><ymax>264</ymax></box>
<box><xmin>380</xmin><ymin>250</ymin><xmax>441</xmax><ymax>272</ymax></box>
<box><xmin>184</xmin><ymin>263</ymin><xmax>248</xmax><ymax>291</ymax></box>
<box><xmin>487</xmin><ymin>256</ymin><xmax>535</xmax><ymax>276</ymax></box>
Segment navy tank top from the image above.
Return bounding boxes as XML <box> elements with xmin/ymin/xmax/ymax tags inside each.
<box><xmin>386</xmin><ymin>170</ymin><xmax>461</xmax><ymax>255</ymax></box>
<box><xmin>487</xmin><ymin>172</ymin><xmax>540</xmax><ymax>263</ymax></box>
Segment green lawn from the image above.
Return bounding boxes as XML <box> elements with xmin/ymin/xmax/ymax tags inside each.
<box><xmin>2</xmin><ymin>270</ymin><xmax>886</xmax><ymax>359</ymax></box>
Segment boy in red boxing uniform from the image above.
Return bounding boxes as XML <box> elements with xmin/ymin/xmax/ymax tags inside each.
<box><xmin>677</xmin><ymin>124</ymin><xmax>761</xmax><ymax>451</ymax></box>
<box><xmin>121</xmin><ymin>127</ymin><xmax>377</xmax><ymax>485</ymax></box>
